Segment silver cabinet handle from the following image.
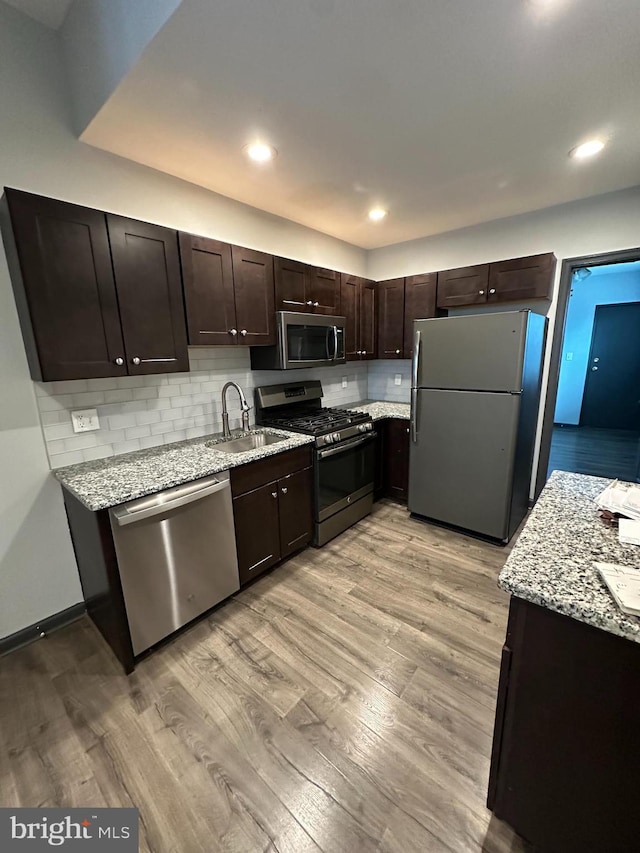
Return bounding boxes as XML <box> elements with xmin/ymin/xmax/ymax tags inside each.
<box><xmin>489</xmin><ymin>288</ymin><xmax>496</xmax><ymax>294</ymax></box>
<box><xmin>479</xmin><ymin>290</ymin><xmax>485</xmax><ymax>295</ymax></box>
<box><xmin>306</xmin><ymin>300</ymin><xmax>313</xmax><ymax>306</ymax></box>
<box><xmin>281</xmin><ymin>487</ymin><xmax>288</xmax><ymax>494</ymax></box>
<box><xmin>229</xmin><ymin>328</ymin><xmax>238</xmax><ymax>336</ymax></box>
<box><xmin>271</xmin><ymin>491</ymin><xmax>278</xmax><ymax>498</ymax></box>
<box><xmin>240</xmin><ymin>329</ymin><xmax>247</xmax><ymax>336</ymax></box>
<box><xmin>395</xmin><ymin>349</ymin><xmax>400</xmax><ymax>354</ymax></box>
<box><xmin>313</xmin><ymin>302</ymin><xmax>319</xmax><ymax>307</ymax></box>
<box><xmin>131</xmin><ymin>356</ymin><xmax>141</xmax><ymax>365</ymax></box>
<box><xmin>114</xmin><ymin>357</ymin><xmax>124</xmax><ymax>366</ymax></box>
<box><xmin>592</xmin><ymin>366</ymin><xmax>598</xmax><ymax>371</ymax></box>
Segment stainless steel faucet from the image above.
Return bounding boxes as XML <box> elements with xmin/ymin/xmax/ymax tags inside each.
<box><xmin>221</xmin><ymin>381</ymin><xmax>251</xmax><ymax>439</ymax></box>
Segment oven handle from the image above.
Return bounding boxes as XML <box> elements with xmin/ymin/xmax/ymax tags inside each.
<box><xmin>317</xmin><ymin>432</ymin><xmax>375</xmax><ymax>459</ymax></box>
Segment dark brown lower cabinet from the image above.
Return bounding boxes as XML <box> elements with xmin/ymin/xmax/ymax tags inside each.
<box><xmin>383</xmin><ymin>418</ymin><xmax>410</xmax><ymax>501</ymax></box>
<box><xmin>231</xmin><ymin>447</ymin><xmax>313</xmax><ymax>585</ymax></box>
<box><xmin>488</xmin><ymin>596</ymin><xmax>640</xmax><ymax>853</ymax></box>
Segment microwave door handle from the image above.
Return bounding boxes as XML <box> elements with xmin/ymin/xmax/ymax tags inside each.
<box><xmin>325</xmin><ymin>326</ymin><xmax>331</xmax><ymax>360</ymax></box>
<box><xmin>332</xmin><ymin>325</ymin><xmax>338</xmax><ymax>360</ymax></box>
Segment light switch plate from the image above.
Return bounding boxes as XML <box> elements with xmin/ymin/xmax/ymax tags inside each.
<box><xmin>394</xmin><ymin>374</ymin><xmax>402</xmax><ymax>386</ymax></box>
<box><xmin>71</xmin><ymin>408</ymin><xmax>100</xmax><ymax>433</ymax></box>
<box><xmin>342</xmin><ymin>376</ymin><xmax>348</xmax><ymax>388</ymax></box>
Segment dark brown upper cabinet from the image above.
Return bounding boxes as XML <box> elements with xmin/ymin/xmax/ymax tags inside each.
<box><xmin>487</xmin><ymin>253</ymin><xmax>556</xmax><ymax>303</ymax></box>
<box><xmin>231</xmin><ymin>246</ymin><xmax>276</xmax><ymax>346</ymax></box>
<box><xmin>341</xmin><ymin>274</ymin><xmax>376</xmax><ymax>361</ymax></box>
<box><xmin>404</xmin><ymin>272</ymin><xmax>437</xmax><ymax>358</ymax></box>
<box><xmin>1</xmin><ymin>189</ymin><xmax>188</xmax><ymax>381</ymax></box>
<box><xmin>377</xmin><ymin>278</ymin><xmax>405</xmax><ymax>359</ymax></box>
<box><xmin>107</xmin><ymin>215</ymin><xmax>188</xmax><ymax>376</ymax></box>
<box><xmin>436</xmin><ymin>264</ymin><xmax>489</xmax><ymax>309</ymax></box>
<box><xmin>274</xmin><ymin>258</ymin><xmax>341</xmax><ymax>315</ymax></box>
<box><xmin>179</xmin><ymin>233</ymin><xmax>236</xmax><ymax>346</ymax></box>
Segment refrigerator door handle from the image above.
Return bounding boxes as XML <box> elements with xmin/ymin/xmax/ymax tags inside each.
<box><xmin>411</xmin><ymin>389</ymin><xmax>418</xmax><ymax>442</ymax></box>
<box><xmin>412</xmin><ymin>329</ymin><xmax>421</xmax><ymax>389</ymax></box>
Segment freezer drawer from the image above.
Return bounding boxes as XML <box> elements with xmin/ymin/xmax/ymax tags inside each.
<box><xmin>408</xmin><ymin>389</ymin><xmax>520</xmax><ymax>539</ymax></box>
<box><xmin>110</xmin><ymin>472</ymin><xmax>240</xmax><ymax>655</ymax></box>
<box><xmin>413</xmin><ymin>311</ymin><xmax>533</xmax><ymax>392</ymax></box>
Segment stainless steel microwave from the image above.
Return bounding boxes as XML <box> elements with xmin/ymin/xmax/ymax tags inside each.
<box><xmin>250</xmin><ymin>311</ymin><xmax>346</xmax><ymax>370</ymax></box>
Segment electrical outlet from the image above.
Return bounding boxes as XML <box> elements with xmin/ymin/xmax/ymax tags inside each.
<box><xmin>71</xmin><ymin>408</ymin><xmax>100</xmax><ymax>433</ymax></box>
<box><xmin>394</xmin><ymin>374</ymin><xmax>402</xmax><ymax>386</ymax></box>
<box><xmin>342</xmin><ymin>376</ymin><xmax>348</xmax><ymax>388</ymax></box>
<box><xmin>566</xmin><ymin>352</ymin><xmax>574</xmax><ymax>361</ymax></box>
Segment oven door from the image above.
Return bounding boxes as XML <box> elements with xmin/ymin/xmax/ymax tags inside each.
<box><xmin>315</xmin><ymin>431</ymin><xmax>376</xmax><ymax>522</ymax></box>
<box><xmin>281</xmin><ymin>312</ymin><xmax>346</xmax><ymax>368</ymax></box>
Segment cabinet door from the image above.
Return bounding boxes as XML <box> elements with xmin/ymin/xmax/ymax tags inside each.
<box><xmin>309</xmin><ymin>267</ymin><xmax>341</xmax><ymax>315</ymax></box>
<box><xmin>436</xmin><ymin>264</ymin><xmax>489</xmax><ymax>309</ymax></box>
<box><xmin>377</xmin><ymin>278</ymin><xmax>405</xmax><ymax>359</ymax></box>
<box><xmin>232</xmin><ymin>246</ymin><xmax>276</xmax><ymax>346</ymax></box>
<box><xmin>233</xmin><ymin>481</ymin><xmax>281</xmax><ymax>585</ymax></box>
<box><xmin>404</xmin><ymin>272</ymin><xmax>437</xmax><ymax>358</ymax></box>
<box><xmin>275</xmin><ymin>256</ymin><xmax>310</xmax><ymax>312</ymax></box>
<box><xmin>341</xmin><ymin>274</ymin><xmax>360</xmax><ymax>360</ymax></box>
<box><xmin>488</xmin><ymin>253</ymin><xmax>555</xmax><ymax>303</ymax></box>
<box><xmin>3</xmin><ymin>189</ymin><xmax>126</xmax><ymax>381</ymax></box>
<box><xmin>359</xmin><ymin>279</ymin><xmax>377</xmax><ymax>360</ymax></box>
<box><xmin>179</xmin><ymin>233</ymin><xmax>236</xmax><ymax>346</ymax></box>
<box><xmin>384</xmin><ymin>418</ymin><xmax>410</xmax><ymax>501</ymax></box>
<box><xmin>278</xmin><ymin>467</ymin><xmax>313</xmax><ymax>558</ymax></box>
<box><xmin>107</xmin><ymin>215</ymin><xmax>188</xmax><ymax>375</ymax></box>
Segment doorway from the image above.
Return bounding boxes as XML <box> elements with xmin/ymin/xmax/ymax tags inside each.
<box><xmin>538</xmin><ymin>254</ymin><xmax>640</xmax><ymax>492</ymax></box>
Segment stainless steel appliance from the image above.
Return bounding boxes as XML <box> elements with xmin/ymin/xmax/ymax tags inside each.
<box><xmin>250</xmin><ymin>311</ymin><xmax>346</xmax><ymax>370</ymax></box>
<box><xmin>109</xmin><ymin>471</ymin><xmax>240</xmax><ymax>655</ymax></box>
<box><xmin>408</xmin><ymin>310</ymin><xmax>546</xmax><ymax>542</ymax></box>
<box><xmin>255</xmin><ymin>380</ymin><xmax>375</xmax><ymax>545</ymax></box>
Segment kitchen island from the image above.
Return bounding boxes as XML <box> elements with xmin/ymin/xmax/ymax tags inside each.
<box><xmin>488</xmin><ymin>471</ymin><xmax>640</xmax><ymax>853</ymax></box>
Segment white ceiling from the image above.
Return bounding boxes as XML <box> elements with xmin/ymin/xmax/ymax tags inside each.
<box><xmin>4</xmin><ymin>0</ymin><xmax>73</xmax><ymax>29</ymax></box>
<box><xmin>79</xmin><ymin>0</ymin><xmax>640</xmax><ymax>248</ymax></box>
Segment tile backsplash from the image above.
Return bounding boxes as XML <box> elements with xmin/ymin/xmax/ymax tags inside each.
<box><xmin>367</xmin><ymin>360</ymin><xmax>412</xmax><ymax>403</ymax></box>
<box><xmin>35</xmin><ymin>348</ymin><xmax>369</xmax><ymax>468</ymax></box>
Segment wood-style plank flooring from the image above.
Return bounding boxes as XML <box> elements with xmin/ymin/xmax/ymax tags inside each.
<box><xmin>0</xmin><ymin>501</ymin><xmax>528</xmax><ymax>853</ymax></box>
<box><xmin>548</xmin><ymin>425</ymin><xmax>640</xmax><ymax>482</ymax></box>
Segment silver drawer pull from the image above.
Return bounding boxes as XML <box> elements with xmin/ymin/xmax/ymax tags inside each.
<box><xmin>229</xmin><ymin>328</ymin><xmax>238</xmax><ymax>336</ymax></box>
<box><xmin>131</xmin><ymin>356</ymin><xmax>141</xmax><ymax>365</ymax></box>
<box><xmin>478</xmin><ymin>290</ymin><xmax>485</xmax><ymax>295</ymax></box>
<box><xmin>272</xmin><ymin>491</ymin><xmax>278</xmax><ymax>498</ymax></box>
<box><xmin>281</xmin><ymin>487</ymin><xmax>288</xmax><ymax>495</ymax></box>
<box><xmin>240</xmin><ymin>329</ymin><xmax>247</xmax><ymax>336</ymax></box>
<box><xmin>114</xmin><ymin>357</ymin><xmax>124</xmax><ymax>366</ymax></box>
<box><xmin>489</xmin><ymin>288</ymin><xmax>496</xmax><ymax>294</ymax></box>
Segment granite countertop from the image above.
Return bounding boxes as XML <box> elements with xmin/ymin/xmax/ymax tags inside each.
<box><xmin>348</xmin><ymin>400</ymin><xmax>411</xmax><ymax>421</ymax></box>
<box><xmin>54</xmin><ymin>428</ymin><xmax>314</xmax><ymax>512</ymax></box>
<box><xmin>499</xmin><ymin>470</ymin><xmax>640</xmax><ymax>644</ymax></box>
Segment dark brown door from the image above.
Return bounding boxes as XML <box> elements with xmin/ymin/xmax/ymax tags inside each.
<box><xmin>278</xmin><ymin>467</ymin><xmax>313</xmax><ymax>558</ymax></box>
<box><xmin>341</xmin><ymin>274</ymin><xmax>360</xmax><ymax>360</ymax></box>
<box><xmin>580</xmin><ymin>302</ymin><xmax>640</xmax><ymax>430</ymax></box>
<box><xmin>436</xmin><ymin>264</ymin><xmax>489</xmax><ymax>309</ymax></box>
<box><xmin>233</xmin><ymin>481</ymin><xmax>281</xmax><ymax>585</ymax></box>
<box><xmin>107</xmin><ymin>215</ymin><xmax>188</xmax><ymax>375</ymax></box>
<box><xmin>179</xmin><ymin>233</ymin><xmax>236</xmax><ymax>346</ymax></box>
<box><xmin>488</xmin><ymin>253</ymin><xmax>555</xmax><ymax>303</ymax></box>
<box><xmin>231</xmin><ymin>246</ymin><xmax>275</xmax><ymax>346</ymax></box>
<box><xmin>274</xmin><ymin>256</ymin><xmax>310</xmax><ymax>312</ymax></box>
<box><xmin>384</xmin><ymin>419</ymin><xmax>410</xmax><ymax>501</ymax></box>
<box><xmin>3</xmin><ymin>189</ymin><xmax>126</xmax><ymax>381</ymax></box>
<box><xmin>404</xmin><ymin>272</ymin><xmax>437</xmax><ymax>358</ymax></box>
<box><xmin>309</xmin><ymin>267</ymin><xmax>341</xmax><ymax>315</ymax></box>
<box><xmin>377</xmin><ymin>278</ymin><xmax>405</xmax><ymax>359</ymax></box>
<box><xmin>359</xmin><ymin>280</ymin><xmax>377</xmax><ymax>360</ymax></box>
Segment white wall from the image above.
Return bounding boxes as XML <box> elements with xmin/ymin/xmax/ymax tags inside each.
<box><xmin>0</xmin><ymin>2</ymin><xmax>366</xmax><ymax>640</ymax></box>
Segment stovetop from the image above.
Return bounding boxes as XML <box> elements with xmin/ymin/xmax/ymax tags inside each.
<box><xmin>261</xmin><ymin>406</ymin><xmax>371</xmax><ymax>436</ymax></box>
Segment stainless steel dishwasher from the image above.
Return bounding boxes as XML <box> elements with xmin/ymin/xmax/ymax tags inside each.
<box><xmin>109</xmin><ymin>471</ymin><xmax>239</xmax><ymax>656</ymax></box>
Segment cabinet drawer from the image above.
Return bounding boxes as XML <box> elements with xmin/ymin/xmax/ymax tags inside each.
<box><xmin>230</xmin><ymin>445</ymin><xmax>313</xmax><ymax>496</ymax></box>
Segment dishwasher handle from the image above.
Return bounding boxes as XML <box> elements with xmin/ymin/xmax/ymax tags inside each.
<box><xmin>111</xmin><ymin>476</ymin><xmax>230</xmax><ymax>526</ymax></box>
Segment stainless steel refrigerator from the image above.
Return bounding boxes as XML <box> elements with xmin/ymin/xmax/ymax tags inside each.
<box><xmin>408</xmin><ymin>310</ymin><xmax>546</xmax><ymax>542</ymax></box>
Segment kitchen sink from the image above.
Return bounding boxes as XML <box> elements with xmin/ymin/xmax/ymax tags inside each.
<box><xmin>207</xmin><ymin>432</ymin><xmax>287</xmax><ymax>454</ymax></box>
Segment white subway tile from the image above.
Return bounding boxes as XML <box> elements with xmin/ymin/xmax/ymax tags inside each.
<box><xmin>87</xmin><ymin>377</ymin><xmax>120</xmax><ymax>392</ymax></box>
<box><xmin>49</xmin><ymin>449</ymin><xmax>85</xmax><ymax>468</ymax></box>
<box><xmin>40</xmin><ymin>411</ymin><xmax>68</xmax><ymax>425</ymax></box>
<box><xmin>66</xmin><ymin>433</ymin><xmax>98</xmax><ymax>451</ymax></box>
<box><xmin>157</xmin><ymin>386</ymin><xmax>181</xmax><ymax>398</ymax></box>
<box><xmin>167</xmin><ymin>374</ymin><xmax>189</xmax><ymax>385</ymax></box>
<box><xmin>146</xmin><ymin>398</ymin><xmax>172</xmax><ymax>411</ymax></box>
<box><xmin>37</xmin><ymin>394</ymin><xmax>74</xmax><ymax>412</ymax></box>
<box><xmin>47</xmin><ymin>438</ymin><xmax>68</xmax><ymax>455</ymax></box>
<box><xmin>112</xmin><ymin>439</ymin><xmax>141</xmax><ymax>455</ymax></box>
<box><xmin>82</xmin><ymin>446</ymin><xmax>115</xmax><ymax>462</ymax></box>
<box><xmin>150</xmin><ymin>421</ymin><xmax>175</xmax><ymax>435</ymax></box>
<box><xmin>72</xmin><ymin>391</ymin><xmax>105</xmax><ymax>407</ymax></box>
<box><xmin>52</xmin><ymin>379</ymin><xmax>88</xmax><ymax>395</ymax></box>
<box><xmin>163</xmin><ymin>430</ymin><xmax>187</xmax><ymax>444</ymax></box>
<box><xmin>180</xmin><ymin>382</ymin><xmax>200</xmax><ymax>395</ymax></box>
<box><xmin>161</xmin><ymin>407</ymin><xmax>181</xmax><ymax>422</ymax></box>
<box><xmin>186</xmin><ymin>426</ymin><xmax>207</xmax><ymax>439</ymax></box>
<box><xmin>43</xmin><ymin>422</ymin><xmax>75</xmax><ymax>441</ymax></box>
<box><xmin>173</xmin><ymin>417</ymin><xmax>196</xmax><ymax>431</ymax></box>
<box><xmin>135</xmin><ymin>410</ymin><xmax>161</xmax><ymax>426</ymax></box>
<box><xmin>103</xmin><ymin>389</ymin><xmax>134</xmax><ymax>404</ymax></box>
<box><xmin>170</xmin><ymin>396</ymin><xmax>191</xmax><ymax>408</ymax></box>
<box><xmin>125</xmin><ymin>425</ymin><xmax>152</xmax><ymax>440</ymax></box>
<box><xmin>133</xmin><ymin>387</ymin><xmax>157</xmax><ymax>401</ymax></box>
<box><xmin>108</xmin><ymin>414</ymin><xmax>137</xmax><ymax>431</ymax></box>
<box><xmin>99</xmin><ymin>429</ymin><xmax>126</xmax><ymax>444</ymax></box>
<box><xmin>138</xmin><ymin>435</ymin><xmax>164</xmax><ymax>450</ymax></box>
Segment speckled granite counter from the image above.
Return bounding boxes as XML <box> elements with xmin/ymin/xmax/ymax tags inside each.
<box><xmin>348</xmin><ymin>400</ymin><xmax>411</xmax><ymax>421</ymax></box>
<box><xmin>54</xmin><ymin>428</ymin><xmax>314</xmax><ymax>512</ymax></box>
<box><xmin>499</xmin><ymin>470</ymin><xmax>640</xmax><ymax>644</ymax></box>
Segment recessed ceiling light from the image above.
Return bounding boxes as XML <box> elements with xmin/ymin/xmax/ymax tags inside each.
<box><xmin>368</xmin><ymin>207</ymin><xmax>388</xmax><ymax>222</ymax></box>
<box><xmin>245</xmin><ymin>142</ymin><xmax>277</xmax><ymax>163</ymax></box>
<box><xmin>569</xmin><ymin>139</ymin><xmax>606</xmax><ymax>160</ymax></box>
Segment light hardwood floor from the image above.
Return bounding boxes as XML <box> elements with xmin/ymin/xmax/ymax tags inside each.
<box><xmin>0</xmin><ymin>500</ymin><xmax>528</xmax><ymax>853</ymax></box>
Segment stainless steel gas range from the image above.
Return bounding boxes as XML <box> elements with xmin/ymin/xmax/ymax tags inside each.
<box><xmin>255</xmin><ymin>380</ymin><xmax>375</xmax><ymax>546</ymax></box>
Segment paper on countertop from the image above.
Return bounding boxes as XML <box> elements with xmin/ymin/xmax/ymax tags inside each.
<box><xmin>595</xmin><ymin>480</ymin><xmax>640</xmax><ymax>521</ymax></box>
<box><xmin>595</xmin><ymin>562</ymin><xmax>640</xmax><ymax>617</ymax></box>
<box><xmin>619</xmin><ymin>518</ymin><xmax>640</xmax><ymax>546</ymax></box>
